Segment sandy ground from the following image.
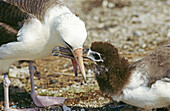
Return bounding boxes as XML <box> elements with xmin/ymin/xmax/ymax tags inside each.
<box><xmin>0</xmin><ymin>0</ymin><xmax>170</xmax><ymax>110</ymax></box>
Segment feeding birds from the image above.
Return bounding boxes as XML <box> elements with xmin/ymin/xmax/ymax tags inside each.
<box><xmin>0</xmin><ymin>0</ymin><xmax>87</xmax><ymax>110</ymax></box>
<box><xmin>89</xmin><ymin>42</ymin><xmax>170</xmax><ymax>110</ymax></box>
<box><xmin>53</xmin><ymin>42</ymin><xmax>170</xmax><ymax>110</ymax></box>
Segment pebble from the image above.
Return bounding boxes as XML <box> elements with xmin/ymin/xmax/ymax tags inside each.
<box><xmin>97</xmin><ymin>23</ymin><xmax>105</xmax><ymax>28</ymax></box>
<box><xmin>122</xmin><ymin>45</ymin><xmax>128</xmax><ymax>50</ymax></box>
<box><xmin>167</xmin><ymin>1</ymin><xmax>170</xmax><ymax>6</ymax></box>
<box><xmin>50</xmin><ymin>79</ymin><xmax>58</xmax><ymax>84</ymax></box>
<box><xmin>63</xmin><ymin>105</ymin><xmax>71</xmax><ymax>111</ymax></box>
<box><xmin>132</xmin><ymin>17</ymin><xmax>141</xmax><ymax>23</ymax></box>
<box><xmin>108</xmin><ymin>2</ymin><xmax>114</xmax><ymax>8</ymax></box>
<box><xmin>1</xmin><ymin>0</ymin><xmax>169</xmax><ymax>110</ymax></box>
<box><xmin>102</xmin><ymin>0</ymin><xmax>108</xmax><ymax>7</ymax></box>
<box><xmin>98</xmin><ymin>97</ymin><xmax>105</xmax><ymax>101</ymax></box>
<box><xmin>167</xmin><ymin>29</ymin><xmax>170</xmax><ymax>37</ymax></box>
<box><xmin>91</xmin><ymin>31</ymin><xmax>99</xmax><ymax>37</ymax></box>
<box><xmin>141</xmin><ymin>43</ymin><xmax>147</xmax><ymax>48</ymax></box>
<box><xmin>87</xmin><ymin>69</ymin><xmax>93</xmax><ymax>75</ymax></box>
<box><xmin>138</xmin><ymin>49</ymin><xmax>145</xmax><ymax>52</ymax></box>
<box><xmin>12</xmin><ymin>105</ymin><xmax>17</xmax><ymax>108</ymax></box>
<box><xmin>9</xmin><ymin>66</ymin><xmax>29</xmax><ymax>78</ymax></box>
<box><xmin>133</xmin><ymin>31</ymin><xmax>142</xmax><ymax>37</ymax></box>
<box><xmin>80</xmin><ymin>108</ymin><xmax>85</xmax><ymax>111</ymax></box>
<box><xmin>93</xmin><ymin>16</ymin><xmax>99</xmax><ymax>21</ymax></box>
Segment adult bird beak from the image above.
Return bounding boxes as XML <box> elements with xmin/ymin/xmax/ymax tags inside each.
<box><xmin>72</xmin><ymin>48</ymin><xmax>86</xmax><ymax>82</ymax></box>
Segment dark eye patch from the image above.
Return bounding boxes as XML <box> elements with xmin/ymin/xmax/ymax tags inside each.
<box><xmin>92</xmin><ymin>53</ymin><xmax>101</xmax><ymax>60</ymax></box>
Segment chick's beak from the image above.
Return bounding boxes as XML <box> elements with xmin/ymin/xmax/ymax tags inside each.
<box><xmin>73</xmin><ymin>48</ymin><xmax>86</xmax><ymax>82</ymax></box>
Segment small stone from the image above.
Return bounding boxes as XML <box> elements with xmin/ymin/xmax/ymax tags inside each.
<box><xmin>87</xmin><ymin>69</ymin><xmax>93</xmax><ymax>75</ymax></box>
<box><xmin>138</xmin><ymin>49</ymin><xmax>145</xmax><ymax>52</ymax></box>
<box><xmin>152</xmin><ymin>41</ymin><xmax>157</xmax><ymax>45</ymax></box>
<box><xmin>122</xmin><ymin>45</ymin><xmax>128</xmax><ymax>50</ymax></box>
<box><xmin>44</xmin><ymin>68</ymin><xmax>48</xmax><ymax>72</ymax></box>
<box><xmin>98</xmin><ymin>23</ymin><xmax>105</xmax><ymax>28</ymax></box>
<box><xmin>167</xmin><ymin>29</ymin><xmax>170</xmax><ymax>37</ymax></box>
<box><xmin>81</xmin><ymin>108</ymin><xmax>85</xmax><ymax>111</ymax></box>
<box><xmin>41</xmin><ymin>89</ymin><xmax>47</xmax><ymax>93</ymax></box>
<box><xmin>108</xmin><ymin>2</ymin><xmax>114</xmax><ymax>8</ymax></box>
<box><xmin>50</xmin><ymin>79</ymin><xmax>58</xmax><ymax>84</ymax></box>
<box><xmin>133</xmin><ymin>31</ymin><xmax>142</xmax><ymax>37</ymax></box>
<box><xmin>63</xmin><ymin>63</ymin><xmax>68</xmax><ymax>68</ymax></box>
<box><xmin>12</xmin><ymin>105</ymin><xmax>17</xmax><ymax>108</ymax></box>
<box><xmin>102</xmin><ymin>0</ymin><xmax>108</xmax><ymax>7</ymax></box>
<box><xmin>63</xmin><ymin>105</ymin><xmax>71</xmax><ymax>111</ymax></box>
<box><xmin>98</xmin><ymin>97</ymin><xmax>104</xmax><ymax>101</ymax></box>
<box><xmin>132</xmin><ymin>17</ymin><xmax>141</xmax><ymax>23</ymax></box>
<box><xmin>92</xmin><ymin>31</ymin><xmax>99</xmax><ymax>37</ymax></box>
<box><xmin>93</xmin><ymin>16</ymin><xmax>99</xmax><ymax>21</ymax></box>
<box><xmin>142</xmin><ymin>44</ymin><xmax>147</xmax><ymax>48</ymax></box>
<box><xmin>167</xmin><ymin>1</ymin><xmax>170</xmax><ymax>6</ymax></box>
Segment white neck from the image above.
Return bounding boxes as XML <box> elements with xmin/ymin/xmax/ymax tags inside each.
<box><xmin>43</xmin><ymin>5</ymin><xmax>72</xmax><ymax>47</ymax></box>
<box><xmin>44</xmin><ymin>5</ymin><xmax>72</xmax><ymax>28</ymax></box>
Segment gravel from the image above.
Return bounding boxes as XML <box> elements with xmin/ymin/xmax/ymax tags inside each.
<box><xmin>64</xmin><ymin>0</ymin><xmax>170</xmax><ymax>62</ymax></box>
<box><xmin>0</xmin><ymin>0</ymin><xmax>169</xmax><ymax>110</ymax></box>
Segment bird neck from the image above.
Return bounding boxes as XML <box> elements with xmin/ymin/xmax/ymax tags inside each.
<box><xmin>43</xmin><ymin>5</ymin><xmax>72</xmax><ymax>47</ymax></box>
<box><xmin>96</xmin><ymin>55</ymin><xmax>133</xmax><ymax>96</ymax></box>
<box><xmin>91</xmin><ymin>42</ymin><xmax>134</xmax><ymax>95</ymax></box>
<box><xmin>44</xmin><ymin>5</ymin><xmax>72</xmax><ymax>26</ymax></box>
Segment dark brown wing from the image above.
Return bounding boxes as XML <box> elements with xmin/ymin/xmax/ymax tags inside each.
<box><xmin>0</xmin><ymin>1</ymin><xmax>29</xmax><ymax>46</ymax></box>
<box><xmin>0</xmin><ymin>1</ymin><xmax>28</xmax><ymax>29</ymax></box>
<box><xmin>3</xmin><ymin>0</ymin><xmax>63</xmax><ymax>21</ymax></box>
<box><xmin>130</xmin><ymin>44</ymin><xmax>170</xmax><ymax>85</ymax></box>
<box><xmin>0</xmin><ymin>22</ymin><xmax>18</xmax><ymax>45</ymax></box>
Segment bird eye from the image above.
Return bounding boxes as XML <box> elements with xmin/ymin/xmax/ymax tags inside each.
<box><xmin>90</xmin><ymin>52</ymin><xmax>103</xmax><ymax>62</ymax></box>
<box><xmin>92</xmin><ymin>53</ymin><xmax>101</xmax><ymax>60</ymax></box>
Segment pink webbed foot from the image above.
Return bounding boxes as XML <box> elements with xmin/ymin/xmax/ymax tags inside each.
<box><xmin>31</xmin><ymin>94</ymin><xmax>66</xmax><ymax>107</ymax></box>
<box><xmin>29</xmin><ymin>61</ymin><xmax>66</xmax><ymax>107</ymax></box>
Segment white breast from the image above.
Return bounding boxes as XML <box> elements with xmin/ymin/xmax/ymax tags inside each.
<box><xmin>116</xmin><ymin>70</ymin><xmax>170</xmax><ymax>109</ymax></box>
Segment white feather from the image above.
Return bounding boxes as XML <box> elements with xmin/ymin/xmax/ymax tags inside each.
<box><xmin>112</xmin><ymin>69</ymin><xmax>170</xmax><ymax>109</ymax></box>
<box><xmin>122</xmin><ymin>80</ymin><xmax>170</xmax><ymax>108</ymax></box>
<box><xmin>0</xmin><ymin>5</ymin><xmax>87</xmax><ymax>73</ymax></box>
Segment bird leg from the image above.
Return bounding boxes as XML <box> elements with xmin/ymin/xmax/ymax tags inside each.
<box><xmin>29</xmin><ymin>61</ymin><xmax>66</xmax><ymax>107</ymax></box>
<box><xmin>3</xmin><ymin>73</ymin><xmax>11</xmax><ymax>111</ymax></box>
<box><xmin>3</xmin><ymin>72</ymin><xmax>37</xmax><ymax>111</ymax></box>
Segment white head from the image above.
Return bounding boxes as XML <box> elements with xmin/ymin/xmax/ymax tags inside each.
<box><xmin>56</xmin><ymin>13</ymin><xmax>87</xmax><ymax>50</ymax></box>
<box><xmin>56</xmin><ymin>13</ymin><xmax>87</xmax><ymax>81</ymax></box>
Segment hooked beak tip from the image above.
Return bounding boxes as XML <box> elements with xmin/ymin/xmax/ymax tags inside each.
<box><xmin>73</xmin><ymin>48</ymin><xmax>86</xmax><ymax>82</ymax></box>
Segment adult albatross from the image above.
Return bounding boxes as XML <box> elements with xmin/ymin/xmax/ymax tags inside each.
<box><xmin>0</xmin><ymin>0</ymin><xmax>87</xmax><ymax>110</ymax></box>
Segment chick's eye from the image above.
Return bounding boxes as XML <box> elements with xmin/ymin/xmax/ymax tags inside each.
<box><xmin>92</xmin><ymin>53</ymin><xmax>101</xmax><ymax>60</ymax></box>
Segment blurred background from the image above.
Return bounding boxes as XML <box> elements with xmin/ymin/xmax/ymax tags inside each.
<box><xmin>0</xmin><ymin>0</ymin><xmax>169</xmax><ymax>110</ymax></box>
